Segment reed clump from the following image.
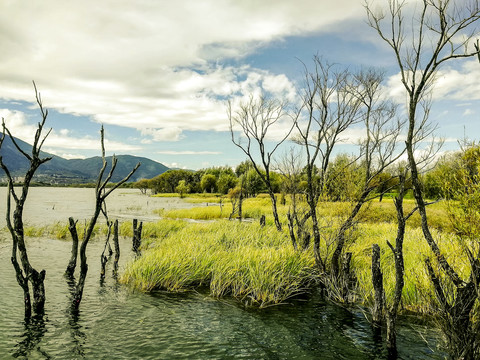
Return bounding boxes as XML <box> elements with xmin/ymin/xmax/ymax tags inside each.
<box><xmin>121</xmin><ymin>220</ymin><xmax>316</xmax><ymax>307</ymax></box>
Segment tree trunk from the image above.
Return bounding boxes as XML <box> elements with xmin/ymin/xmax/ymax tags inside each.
<box><xmin>113</xmin><ymin>220</ymin><xmax>120</xmax><ymax>276</ymax></box>
<box><xmin>11</xmin><ymin>255</ymin><xmax>31</xmax><ymax>318</ymax></box>
<box><xmin>331</xmin><ymin>189</ymin><xmax>371</xmax><ymax>277</ymax></box>
<box><xmin>132</xmin><ymin>219</ymin><xmax>143</xmax><ymax>254</ymax></box>
<box><xmin>66</xmin><ymin>217</ymin><xmax>79</xmax><ymax>277</ymax></box>
<box><xmin>286</xmin><ymin>212</ymin><xmax>298</xmax><ymax>250</ymax></box>
<box><xmin>371</xmin><ymin>244</ymin><xmax>384</xmax><ymax>326</ymax></box>
<box><xmin>268</xmin><ymin>191</ymin><xmax>282</xmax><ymax>231</ymax></box>
<box><xmin>385</xmin><ymin>312</ymin><xmax>397</xmax><ymax>358</ymax></box>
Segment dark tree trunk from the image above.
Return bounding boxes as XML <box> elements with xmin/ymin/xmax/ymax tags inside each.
<box><xmin>11</xmin><ymin>254</ymin><xmax>31</xmax><ymax>318</ymax></box>
<box><xmin>113</xmin><ymin>220</ymin><xmax>120</xmax><ymax>276</ymax></box>
<box><xmin>132</xmin><ymin>219</ymin><xmax>143</xmax><ymax>254</ymax></box>
<box><xmin>371</xmin><ymin>244</ymin><xmax>384</xmax><ymax>326</ymax></box>
<box><xmin>331</xmin><ymin>189</ymin><xmax>372</xmax><ymax>277</ymax></box>
<box><xmin>66</xmin><ymin>217</ymin><xmax>79</xmax><ymax>277</ymax></box>
<box><xmin>259</xmin><ymin>215</ymin><xmax>266</xmax><ymax>227</ymax></box>
<box><xmin>30</xmin><ymin>269</ymin><xmax>46</xmax><ymax>314</ymax></box>
<box><xmin>268</xmin><ymin>190</ymin><xmax>282</xmax><ymax>231</ymax></box>
<box><xmin>286</xmin><ymin>212</ymin><xmax>298</xmax><ymax>250</ymax></box>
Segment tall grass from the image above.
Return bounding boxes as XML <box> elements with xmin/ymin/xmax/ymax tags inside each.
<box><xmin>350</xmin><ymin>223</ymin><xmax>467</xmax><ymax>314</ymax></box>
<box><xmin>121</xmin><ymin>220</ymin><xmax>316</xmax><ymax>307</ymax></box>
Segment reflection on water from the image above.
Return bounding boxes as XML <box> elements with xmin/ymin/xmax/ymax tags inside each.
<box><xmin>0</xmin><ymin>188</ymin><xmax>447</xmax><ymax>359</ymax></box>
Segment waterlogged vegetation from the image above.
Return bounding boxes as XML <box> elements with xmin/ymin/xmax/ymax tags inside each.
<box><xmin>2</xmin><ymin>1</ymin><xmax>480</xmax><ymax>358</ymax></box>
<box><xmin>122</xmin><ymin>221</ymin><xmax>316</xmax><ymax>306</ymax></box>
<box><xmin>17</xmin><ymin>192</ymin><xmax>459</xmax><ymax>313</ymax></box>
<box><xmin>113</xmin><ymin>195</ymin><xmax>458</xmax><ymax>314</ymax></box>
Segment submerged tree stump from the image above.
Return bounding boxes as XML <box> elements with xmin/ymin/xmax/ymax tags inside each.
<box><xmin>371</xmin><ymin>244</ymin><xmax>384</xmax><ymax>326</ymax></box>
<box><xmin>66</xmin><ymin>217</ymin><xmax>79</xmax><ymax>277</ymax></box>
<box><xmin>132</xmin><ymin>219</ymin><xmax>143</xmax><ymax>254</ymax></box>
<box><xmin>113</xmin><ymin>220</ymin><xmax>120</xmax><ymax>276</ymax></box>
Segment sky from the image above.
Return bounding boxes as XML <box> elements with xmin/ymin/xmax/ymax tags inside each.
<box><xmin>0</xmin><ymin>0</ymin><xmax>479</xmax><ymax>171</ymax></box>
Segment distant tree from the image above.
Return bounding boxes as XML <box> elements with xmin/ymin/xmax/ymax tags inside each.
<box><xmin>200</xmin><ymin>173</ymin><xmax>217</xmax><ymax>193</ymax></box>
<box><xmin>244</xmin><ymin>168</ymin><xmax>264</xmax><ymax>197</ymax></box>
<box><xmin>176</xmin><ymin>179</ymin><xmax>189</xmax><ymax>198</ymax></box>
<box><xmin>134</xmin><ymin>178</ymin><xmax>150</xmax><ymax>195</ymax></box>
<box><xmin>151</xmin><ymin>169</ymin><xmax>194</xmax><ymax>193</ymax></box>
<box><xmin>324</xmin><ymin>154</ymin><xmax>364</xmax><ymax>202</ymax></box>
<box><xmin>217</xmin><ymin>173</ymin><xmax>238</xmax><ymax>194</ymax></box>
<box><xmin>235</xmin><ymin>160</ymin><xmax>254</xmax><ymax>177</ymax></box>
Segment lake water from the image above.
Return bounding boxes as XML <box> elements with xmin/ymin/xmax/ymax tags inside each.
<box><xmin>0</xmin><ymin>188</ymin><xmax>445</xmax><ymax>359</ymax></box>
<box><xmin>0</xmin><ymin>187</ymin><xmax>200</xmax><ymax>227</ymax></box>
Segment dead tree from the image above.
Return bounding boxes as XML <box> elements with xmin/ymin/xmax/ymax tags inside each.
<box><xmin>330</xmin><ymin>67</ymin><xmax>404</xmax><ymax>279</ymax></box>
<box><xmin>112</xmin><ymin>220</ymin><xmax>120</xmax><ymax>277</ymax></box>
<box><xmin>293</xmin><ymin>57</ymin><xmax>363</xmax><ymax>272</ymax></box>
<box><xmin>366</xmin><ymin>1</ymin><xmax>480</xmax><ymax>357</ymax></box>
<box><xmin>370</xmin><ymin>168</ymin><xmax>423</xmax><ymax>354</ymax></box>
<box><xmin>228</xmin><ymin>175</ymin><xmax>245</xmax><ymax>221</ymax></box>
<box><xmin>0</xmin><ymin>82</ymin><xmax>52</xmax><ymax>317</ymax></box>
<box><xmin>67</xmin><ymin>126</ymin><xmax>139</xmax><ymax>310</ymax></box>
<box><xmin>228</xmin><ymin>95</ymin><xmax>294</xmax><ymax>231</ymax></box>
<box><xmin>276</xmin><ymin>148</ymin><xmax>310</xmax><ymax>251</ymax></box>
<box><xmin>65</xmin><ymin>217</ymin><xmax>79</xmax><ymax>277</ymax></box>
<box><xmin>132</xmin><ymin>218</ymin><xmax>143</xmax><ymax>254</ymax></box>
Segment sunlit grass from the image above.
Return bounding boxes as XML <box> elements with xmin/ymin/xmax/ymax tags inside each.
<box><xmin>350</xmin><ymin>223</ymin><xmax>466</xmax><ymax>314</ymax></box>
<box><xmin>121</xmin><ymin>220</ymin><xmax>316</xmax><ymax>307</ymax></box>
<box><xmin>153</xmin><ymin>195</ymin><xmax>451</xmax><ymax>237</ymax></box>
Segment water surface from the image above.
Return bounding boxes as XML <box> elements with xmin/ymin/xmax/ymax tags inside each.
<box><xmin>0</xmin><ymin>187</ymin><xmax>199</xmax><ymax>227</ymax></box>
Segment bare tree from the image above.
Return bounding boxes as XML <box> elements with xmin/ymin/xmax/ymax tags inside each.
<box><xmin>276</xmin><ymin>148</ymin><xmax>310</xmax><ymax>250</ymax></box>
<box><xmin>228</xmin><ymin>95</ymin><xmax>294</xmax><ymax>231</ymax></box>
<box><xmin>293</xmin><ymin>57</ymin><xmax>363</xmax><ymax>271</ymax></box>
<box><xmin>329</xmin><ymin>67</ymin><xmax>404</xmax><ymax>279</ymax></box>
<box><xmin>67</xmin><ymin>126</ymin><xmax>139</xmax><ymax>310</ymax></box>
<box><xmin>0</xmin><ymin>82</ymin><xmax>51</xmax><ymax>317</ymax></box>
<box><xmin>366</xmin><ymin>0</ymin><xmax>480</xmax><ymax>357</ymax></box>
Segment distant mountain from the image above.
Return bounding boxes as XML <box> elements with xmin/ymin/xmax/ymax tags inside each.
<box><xmin>0</xmin><ymin>136</ymin><xmax>169</xmax><ymax>183</ymax></box>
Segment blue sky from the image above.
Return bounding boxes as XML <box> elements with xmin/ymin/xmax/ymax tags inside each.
<box><xmin>0</xmin><ymin>0</ymin><xmax>479</xmax><ymax>170</ymax></box>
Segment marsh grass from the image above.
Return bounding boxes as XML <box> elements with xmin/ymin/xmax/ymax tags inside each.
<box><xmin>22</xmin><ymin>222</ymin><xmax>102</xmax><ymax>240</ymax></box>
<box><xmin>350</xmin><ymin>223</ymin><xmax>468</xmax><ymax>314</ymax></box>
<box><xmin>155</xmin><ymin>195</ymin><xmax>450</xmax><ymax>232</ymax></box>
<box><xmin>121</xmin><ymin>220</ymin><xmax>316</xmax><ymax>307</ymax></box>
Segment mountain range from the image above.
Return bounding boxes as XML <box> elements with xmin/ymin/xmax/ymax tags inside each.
<box><xmin>0</xmin><ymin>136</ymin><xmax>169</xmax><ymax>183</ymax></box>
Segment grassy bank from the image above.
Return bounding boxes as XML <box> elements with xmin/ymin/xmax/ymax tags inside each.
<box><xmin>121</xmin><ymin>220</ymin><xmax>316</xmax><ymax>307</ymax></box>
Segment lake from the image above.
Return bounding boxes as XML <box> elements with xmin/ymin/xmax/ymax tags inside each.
<box><xmin>0</xmin><ymin>187</ymin><xmax>445</xmax><ymax>359</ymax></box>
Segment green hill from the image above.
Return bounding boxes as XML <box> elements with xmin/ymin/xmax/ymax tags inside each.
<box><xmin>0</xmin><ymin>136</ymin><xmax>169</xmax><ymax>183</ymax></box>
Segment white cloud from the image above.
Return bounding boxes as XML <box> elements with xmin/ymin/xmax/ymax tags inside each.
<box><xmin>385</xmin><ymin>59</ymin><xmax>480</xmax><ymax>105</ymax></box>
<box><xmin>0</xmin><ymin>108</ymin><xmax>140</xmax><ymax>153</ymax></box>
<box><xmin>42</xmin><ymin>149</ymin><xmax>87</xmax><ymax>160</ymax></box>
<box><xmin>0</xmin><ymin>0</ymin><xmax>363</xmax><ymax>143</ymax></box>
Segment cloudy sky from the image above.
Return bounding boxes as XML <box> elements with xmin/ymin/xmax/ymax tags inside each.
<box><xmin>0</xmin><ymin>0</ymin><xmax>479</xmax><ymax>170</ymax></box>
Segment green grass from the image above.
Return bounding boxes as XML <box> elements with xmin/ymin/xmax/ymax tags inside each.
<box><xmin>121</xmin><ymin>220</ymin><xmax>316</xmax><ymax>307</ymax></box>
<box><xmin>155</xmin><ymin>195</ymin><xmax>451</xmax><ymax>233</ymax></box>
